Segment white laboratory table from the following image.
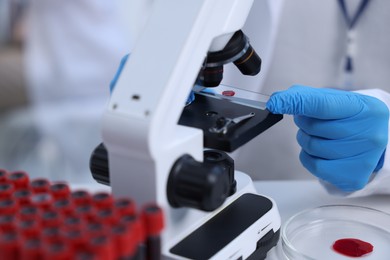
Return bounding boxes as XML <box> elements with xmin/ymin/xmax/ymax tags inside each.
<box><xmin>75</xmin><ymin>180</ymin><xmax>390</xmax><ymax>259</ymax></box>
<box><xmin>254</xmin><ymin>180</ymin><xmax>390</xmax><ymax>260</ymax></box>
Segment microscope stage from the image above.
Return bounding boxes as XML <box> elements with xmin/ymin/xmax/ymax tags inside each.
<box><xmin>179</xmin><ymin>93</ymin><xmax>283</xmax><ymax>152</ymax></box>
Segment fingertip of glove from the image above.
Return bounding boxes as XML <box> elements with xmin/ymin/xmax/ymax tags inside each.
<box><xmin>265</xmin><ymin>97</ymin><xmax>276</xmax><ymax>112</ymax></box>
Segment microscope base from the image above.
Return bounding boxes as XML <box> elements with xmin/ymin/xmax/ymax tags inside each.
<box><xmin>163</xmin><ymin>171</ymin><xmax>281</xmax><ymax>260</ymax></box>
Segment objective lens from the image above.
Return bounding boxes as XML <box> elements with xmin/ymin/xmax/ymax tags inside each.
<box><xmin>233</xmin><ymin>44</ymin><xmax>261</xmax><ymax>76</ymax></box>
<box><xmin>198</xmin><ymin>65</ymin><xmax>223</xmax><ymax>87</ymax></box>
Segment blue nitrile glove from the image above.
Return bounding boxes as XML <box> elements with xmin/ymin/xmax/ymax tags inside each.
<box><xmin>266</xmin><ymin>85</ymin><xmax>389</xmax><ymax>192</ymax></box>
<box><xmin>110</xmin><ymin>54</ymin><xmax>195</xmax><ymax>105</ymax></box>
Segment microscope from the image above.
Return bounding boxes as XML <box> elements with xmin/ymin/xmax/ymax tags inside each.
<box><xmin>90</xmin><ymin>0</ymin><xmax>282</xmax><ymax>259</ymax></box>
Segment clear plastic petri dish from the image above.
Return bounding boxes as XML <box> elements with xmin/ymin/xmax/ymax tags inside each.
<box><xmin>281</xmin><ymin>205</ymin><xmax>390</xmax><ymax>260</ymax></box>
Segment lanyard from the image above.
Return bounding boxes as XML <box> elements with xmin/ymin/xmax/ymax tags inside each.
<box><xmin>337</xmin><ymin>0</ymin><xmax>371</xmax><ymax>73</ymax></box>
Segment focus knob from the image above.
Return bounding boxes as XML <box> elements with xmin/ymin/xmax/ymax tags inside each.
<box><xmin>167</xmin><ymin>154</ymin><xmax>231</xmax><ymax>212</ymax></box>
<box><xmin>203</xmin><ymin>150</ymin><xmax>236</xmax><ymax>196</ymax></box>
<box><xmin>89</xmin><ymin>143</ymin><xmax>110</xmax><ymax>185</ymax></box>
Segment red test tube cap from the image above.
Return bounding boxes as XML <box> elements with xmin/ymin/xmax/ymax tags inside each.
<box><xmin>0</xmin><ymin>232</ymin><xmax>21</xmax><ymax>260</ymax></box>
<box><xmin>96</xmin><ymin>208</ymin><xmax>119</xmax><ymax>226</ymax></box>
<box><xmin>18</xmin><ymin>219</ymin><xmax>41</xmax><ymax>239</ymax></box>
<box><xmin>71</xmin><ymin>190</ymin><xmax>92</xmax><ymax>206</ymax></box>
<box><xmin>40</xmin><ymin>210</ymin><xmax>63</xmax><ymax>228</ymax></box>
<box><xmin>111</xmin><ymin>224</ymin><xmax>138</xmax><ymax>259</ymax></box>
<box><xmin>50</xmin><ymin>182</ymin><xmax>71</xmax><ymax>200</ymax></box>
<box><xmin>12</xmin><ymin>189</ymin><xmax>32</xmax><ymax>206</ymax></box>
<box><xmin>41</xmin><ymin>226</ymin><xmax>62</xmax><ymax>244</ymax></box>
<box><xmin>76</xmin><ymin>204</ymin><xmax>97</xmax><ymax>222</ymax></box>
<box><xmin>114</xmin><ymin>198</ymin><xmax>136</xmax><ymax>216</ymax></box>
<box><xmin>63</xmin><ymin>215</ymin><xmax>85</xmax><ymax>230</ymax></box>
<box><xmin>8</xmin><ymin>171</ymin><xmax>30</xmax><ymax>190</ymax></box>
<box><xmin>19</xmin><ymin>205</ymin><xmax>41</xmax><ymax>221</ymax></box>
<box><xmin>0</xmin><ymin>183</ymin><xmax>15</xmax><ymax>199</ymax></box>
<box><xmin>85</xmin><ymin>221</ymin><xmax>109</xmax><ymax>238</ymax></box>
<box><xmin>20</xmin><ymin>237</ymin><xmax>44</xmax><ymax>260</ymax></box>
<box><xmin>142</xmin><ymin>203</ymin><xmax>164</xmax><ymax>236</ymax></box>
<box><xmin>92</xmin><ymin>192</ymin><xmax>114</xmax><ymax>209</ymax></box>
<box><xmin>62</xmin><ymin>228</ymin><xmax>89</xmax><ymax>252</ymax></box>
<box><xmin>31</xmin><ymin>178</ymin><xmax>51</xmax><ymax>194</ymax></box>
<box><xmin>88</xmin><ymin>235</ymin><xmax>115</xmax><ymax>260</ymax></box>
<box><xmin>43</xmin><ymin>240</ymin><xmax>74</xmax><ymax>260</ymax></box>
<box><xmin>0</xmin><ymin>215</ymin><xmax>16</xmax><ymax>233</ymax></box>
<box><xmin>53</xmin><ymin>198</ymin><xmax>75</xmax><ymax>216</ymax></box>
<box><xmin>0</xmin><ymin>169</ymin><xmax>9</xmax><ymax>183</ymax></box>
<box><xmin>31</xmin><ymin>192</ymin><xmax>54</xmax><ymax>211</ymax></box>
<box><xmin>0</xmin><ymin>198</ymin><xmax>19</xmax><ymax>215</ymax></box>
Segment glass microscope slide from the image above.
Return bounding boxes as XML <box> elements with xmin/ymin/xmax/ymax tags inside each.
<box><xmin>192</xmin><ymin>84</ymin><xmax>269</xmax><ymax>110</ymax></box>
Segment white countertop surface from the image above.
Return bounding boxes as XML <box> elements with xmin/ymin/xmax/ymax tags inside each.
<box><xmin>254</xmin><ymin>180</ymin><xmax>390</xmax><ymax>259</ymax></box>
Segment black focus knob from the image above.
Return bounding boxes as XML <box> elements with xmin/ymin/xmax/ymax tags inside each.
<box><xmin>167</xmin><ymin>154</ymin><xmax>231</xmax><ymax>212</ymax></box>
<box><xmin>203</xmin><ymin>150</ymin><xmax>236</xmax><ymax>196</ymax></box>
<box><xmin>89</xmin><ymin>143</ymin><xmax>110</xmax><ymax>186</ymax></box>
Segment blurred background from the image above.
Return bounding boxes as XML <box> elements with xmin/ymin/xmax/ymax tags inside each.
<box><xmin>0</xmin><ymin>0</ymin><xmax>27</xmax><ymax>109</ymax></box>
<box><xmin>0</xmin><ymin>0</ymin><xmax>132</xmax><ymax>184</ymax></box>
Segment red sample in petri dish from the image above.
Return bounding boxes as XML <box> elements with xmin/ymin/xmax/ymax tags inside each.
<box><xmin>222</xmin><ymin>90</ymin><xmax>235</xmax><ymax>97</ymax></box>
<box><xmin>332</xmin><ymin>238</ymin><xmax>373</xmax><ymax>257</ymax></box>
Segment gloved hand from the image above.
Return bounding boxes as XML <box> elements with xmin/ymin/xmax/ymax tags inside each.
<box><xmin>266</xmin><ymin>85</ymin><xmax>389</xmax><ymax>192</ymax></box>
<box><xmin>110</xmin><ymin>54</ymin><xmax>195</xmax><ymax>105</ymax></box>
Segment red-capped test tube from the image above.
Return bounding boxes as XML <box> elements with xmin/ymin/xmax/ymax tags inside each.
<box><xmin>31</xmin><ymin>178</ymin><xmax>51</xmax><ymax>194</ymax></box>
<box><xmin>88</xmin><ymin>235</ymin><xmax>115</xmax><ymax>260</ymax></box>
<box><xmin>142</xmin><ymin>204</ymin><xmax>164</xmax><ymax>260</ymax></box>
<box><xmin>43</xmin><ymin>240</ymin><xmax>73</xmax><ymax>260</ymax></box>
<box><xmin>96</xmin><ymin>208</ymin><xmax>119</xmax><ymax>226</ymax></box>
<box><xmin>40</xmin><ymin>210</ymin><xmax>63</xmax><ymax>228</ymax></box>
<box><xmin>20</xmin><ymin>237</ymin><xmax>44</xmax><ymax>260</ymax></box>
<box><xmin>53</xmin><ymin>198</ymin><xmax>75</xmax><ymax>216</ymax></box>
<box><xmin>62</xmin><ymin>228</ymin><xmax>89</xmax><ymax>253</ymax></box>
<box><xmin>13</xmin><ymin>189</ymin><xmax>32</xmax><ymax>206</ymax></box>
<box><xmin>19</xmin><ymin>205</ymin><xmax>41</xmax><ymax>221</ymax></box>
<box><xmin>71</xmin><ymin>190</ymin><xmax>92</xmax><ymax>206</ymax></box>
<box><xmin>0</xmin><ymin>232</ymin><xmax>21</xmax><ymax>260</ymax></box>
<box><xmin>114</xmin><ymin>198</ymin><xmax>136</xmax><ymax>216</ymax></box>
<box><xmin>41</xmin><ymin>226</ymin><xmax>62</xmax><ymax>244</ymax></box>
<box><xmin>92</xmin><ymin>192</ymin><xmax>114</xmax><ymax>209</ymax></box>
<box><xmin>0</xmin><ymin>169</ymin><xmax>8</xmax><ymax>183</ymax></box>
<box><xmin>18</xmin><ymin>219</ymin><xmax>41</xmax><ymax>239</ymax></box>
<box><xmin>111</xmin><ymin>224</ymin><xmax>138</xmax><ymax>260</ymax></box>
<box><xmin>0</xmin><ymin>183</ymin><xmax>15</xmax><ymax>199</ymax></box>
<box><xmin>120</xmin><ymin>214</ymin><xmax>145</xmax><ymax>260</ymax></box>
<box><xmin>0</xmin><ymin>215</ymin><xmax>16</xmax><ymax>233</ymax></box>
<box><xmin>8</xmin><ymin>171</ymin><xmax>29</xmax><ymax>190</ymax></box>
<box><xmin>50</xmin><ymin>182</ymin><xmax>71</xmax><ymax>200</ymax></box>
<box><xmin>0</xmin><ymin>199</ymin><xmax>18</xmax><ymax>215</ymax></box>
<box><xmin>31</xmin><ymin>192</ymin><xmax>54</xmax><ymax>210</ymax></box>
<box><xmin>85</xmin><ymin>221</ymin><xmax>109</xmax><ymax>238</ymax></box>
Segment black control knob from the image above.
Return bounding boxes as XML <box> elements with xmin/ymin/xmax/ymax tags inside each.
<box><xmin>167</xmin><ymin>154</ymin><xmax>231</xmax><ymax>212</ymax></box>
<box><xmin>203</xmin><ymin>150</ymin><xmax>236</xmax><ymax>196</ymax></box>
<box><xmin>89</xmin><ymin>143</ymin><xmax>110</xmax><ymax>185</ymax></box>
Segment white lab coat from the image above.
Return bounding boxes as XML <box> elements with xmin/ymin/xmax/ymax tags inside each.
<box><xmin>21</xmin><ymin>0</ymin><xmax>390</xmax><ymax>194</ymax></box>
<box><xmin>223</xmin><ymin>0</ymin><xmax>390</xmax><ymax>196</ymax></box>
<box><xmin>21</xmin><ymin>0</ymin><xmax>131</xmax><ymax>183</ymax></box>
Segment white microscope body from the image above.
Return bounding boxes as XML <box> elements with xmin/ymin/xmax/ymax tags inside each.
<box><xmin>100</xmin><ymin>0</ymin><xmax>281</xmax><ymax>258</ymax></box>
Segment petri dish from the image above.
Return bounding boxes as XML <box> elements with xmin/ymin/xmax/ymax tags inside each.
<box><xmin>282</xmin><ymin>205</ymin><xmax>390</xmax><ymax>260</ymax></box>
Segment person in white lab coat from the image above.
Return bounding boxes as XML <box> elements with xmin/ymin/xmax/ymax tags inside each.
<box><xmin>9</xmin><ymin>0</ymin><xmax>131</xmax><ymax>183</ymax></box>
